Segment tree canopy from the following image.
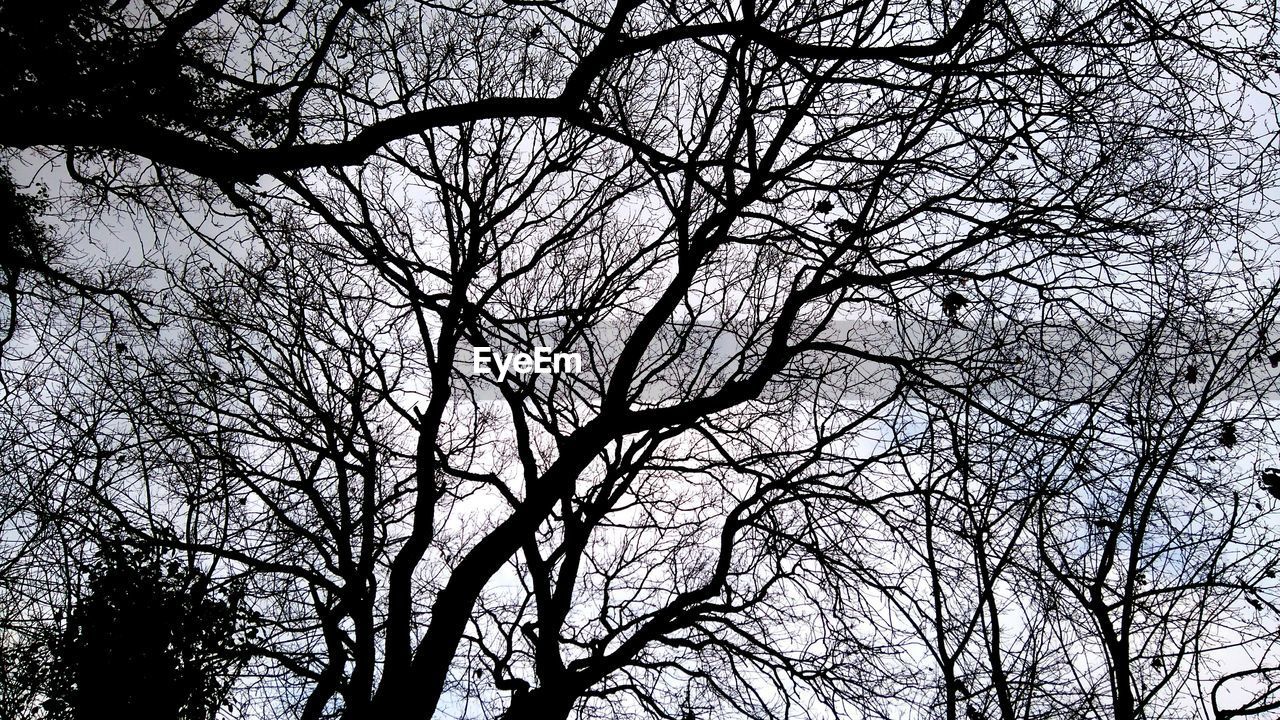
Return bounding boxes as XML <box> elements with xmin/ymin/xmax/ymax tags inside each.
<box><xmin>42</xmin><ymin>546</ymin><xmax>251</xmax><ymax>720</ymax></box>
<box><xmin>3</xmin><ymin>1</ymin><xmax>1280</xmax><ymax>720</ymax></box>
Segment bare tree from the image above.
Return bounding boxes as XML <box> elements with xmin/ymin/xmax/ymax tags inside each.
<box><xmin>3</xmin><ymin>1</ymin><xmax>1280</xmax><ymax>720</ymax></box>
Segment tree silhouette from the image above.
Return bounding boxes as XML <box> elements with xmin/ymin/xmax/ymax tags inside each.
<box><xmin>2</xmin><ymin>1</ymin><xmax>1280</xmax><ymax>720</ymax></box>
<box><xmin>42</xmin><ymin>546</ymin><xmax>248</xmax><ymax>720</ymax></box>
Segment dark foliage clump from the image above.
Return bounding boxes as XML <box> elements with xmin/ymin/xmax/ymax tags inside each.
<box><xmin>1220</xmin><ymin>421</ymin><xmax>1237</xmax><ymax>448</ymax></box>
<box><xmin>0</xmin><ymin>0</ymin><xmax>280</xmax><ymax>139</ymax></box>
<box><xmin>0</xmin><ymin>168</ymin><xmax>53</xmax><ymax>275</ymax></box>
<box><xmin>1261</xmin><ymin>468</ymin><xmax>1280</xmax><ymax>500</ymax></box>
<box><xmin>42</xmin><ymin>545</ymin><xmax>252</xmax><ymax>720</ymax></box>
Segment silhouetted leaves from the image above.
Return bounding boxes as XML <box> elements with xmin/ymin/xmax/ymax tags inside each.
<box><xmin>0</xmin><ymin>637</ymin><xmax>49</xmax><ymax>720</ymax></box>
<box><xmin>42</xmin><ymin>545</ymin><xmax>250</xmax><ymax>720</ymax></box>
<box><xmin>942</xmin><ymin>291</ymin><xmax>969</xmax><ymax>326</ymax></box>
<box><xmin>0</xmin><ymin>169</ymin><xmax>52</xmax><ymax>276</ymax></box>
<box><xmin>0</xmin><ymin>0</ymin><xmax>278</xmax><ymax>140</ymax></box>
<box><xmin>1220</xmin><ymin>421</ymin><xmax>1237</xmax><ymax>448</ymax></box>
<box><xmin>1261</xmin><ymin>468</ymin><xmax>1280</xmax><ymax>500</ymax></box>
<box><xmin>829</xmin><ymin>217</ymin><xmax>856</xmax><ymax>233</ymax></box>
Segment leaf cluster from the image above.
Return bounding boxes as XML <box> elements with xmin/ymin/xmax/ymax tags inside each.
<box><xmin>40</xmin><ymin>545</ymin><xmax>251</xmax><ymax>720</ymax></box>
